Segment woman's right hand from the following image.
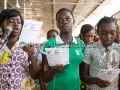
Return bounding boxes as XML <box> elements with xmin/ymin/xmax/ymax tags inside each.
<box><xmin>51</xmin><ymin>64</ymin><xmax>64</xmax><ymax>74</ymax></box>
<box><xmin>95</xmin><ymin>78</ymin><xmax>111</xmax><ymax>88</ymax></box>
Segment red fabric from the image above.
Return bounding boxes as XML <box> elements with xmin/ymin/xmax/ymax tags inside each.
<box><xmin>94</xmin><ymin>36</ymin><xmax>100</xmax><ymax>42</ymax></box>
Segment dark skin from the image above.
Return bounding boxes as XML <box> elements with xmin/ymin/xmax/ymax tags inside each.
<box><xmin>81</xmin><ymin>22</ymin><xmax>118</xmax><ymax>88</ymax></box>
<box><xmin>47</xmin><ymin>31</ymin><xmax>58</xmax><ymax>39</ymax></box>
<box><xmin>42</xmin><ymin>10</ymin><xmax>75</xmax><ymax>82</ymax></box>
<box><xmin>23</xmin><ymin>10</ymin><xmax>74</xmax><ymax>82</ymax></box>
<box><xmin>114</xmin><ymin>28</ymin><xmax>120</xmax><ymax>43</ymax></box>
<box><xmin>23</xmin><ymin>44</ymin><xmax>41</xmax><ymax>79</ymax></box>
<box><xmin>3</xmin><ymin>16</ymin><xmax>22</xmax><ymax>49</ymax></box>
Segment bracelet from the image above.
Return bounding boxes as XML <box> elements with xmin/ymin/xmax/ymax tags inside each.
<box><xmin>29</xmin><ymin>61</ymin><xmax>32</xmax><ymax>64</ymax></box>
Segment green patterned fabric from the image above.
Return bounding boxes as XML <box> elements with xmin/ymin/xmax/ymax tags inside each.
<box><xmin>43</xmin><ymin>35</ymin><xmax>85</xmax><ymax>90</ymax></box>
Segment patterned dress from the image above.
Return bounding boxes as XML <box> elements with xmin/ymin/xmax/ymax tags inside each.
<box><xmin>0</xmin><ymin>42</ymin><xmax>29</xmax><ymax>90</ymax></box>
<box><xmin>83</xmin><ymin>40</ymin><xmax>120</xmax><ymax>90</ymax></box>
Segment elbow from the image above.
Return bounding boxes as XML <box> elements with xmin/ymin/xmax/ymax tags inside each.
<box><xmin>81</xmin><ymin>73</ymin><xmax>86</xmax><ymax>82</ymax></box>
<box><xmin>80</xmin><ymin>76</ymin><xmax>84</xmax><ymax>82</ymax></box>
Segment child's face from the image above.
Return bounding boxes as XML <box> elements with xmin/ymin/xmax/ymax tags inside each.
<box><xmin>99</xmin><ymin>22</ymin><xmax>116</xmax><ymax>47</ymax></box>
<box><xmin>114</xmin><ymin>28</ymin><xmax>120</xmax><ymax>43</ymax></box>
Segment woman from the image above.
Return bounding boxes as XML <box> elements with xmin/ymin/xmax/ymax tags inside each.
<box><xmin>0</xmin><ymin>9</ymin><xmax>30</xmax><ymax>90</ymax></box>
<box><xmin>42</xmin><ymin>8</ymin><xmax>85</xmax><ymax>90</ymax></box>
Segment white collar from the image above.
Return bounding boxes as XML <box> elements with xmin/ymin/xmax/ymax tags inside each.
<box><xmin>56</xmin><ymin>34</ymin><xmax>77</xmax><ymax>44</ymax></box>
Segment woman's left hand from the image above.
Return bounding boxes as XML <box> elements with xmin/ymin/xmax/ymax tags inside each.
<box><xmin>23</xmin><ymin>44</ymin><xmax>35</xmax><ymax>60</ymax></box>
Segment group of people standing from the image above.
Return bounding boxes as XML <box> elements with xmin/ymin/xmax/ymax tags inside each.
<box><xmin>0</xmin><ymin>7</ymin><xmax>120</xmax><ymax>90</ymax></box>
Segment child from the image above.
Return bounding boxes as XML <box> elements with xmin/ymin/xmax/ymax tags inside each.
<box><xmin>81</xmin><ymin>16</ymin><xmax>120</xmax><ymax>90</ymax></box>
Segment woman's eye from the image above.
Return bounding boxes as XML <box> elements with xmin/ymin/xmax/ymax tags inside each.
<box><xmin>102</xmin><ymin>33</ymin><xmax>106</xmax><ymax>35</ymax></box>
<box><xmin>111</xmin><ymin>33</ymin><xmax>115</xmax><ymax>35</ymax></box>
<box><xmin>58</xmin><ymin>19</ymin><xmax>62</xmax><ymax>22</ymax></box>
<box><xmin>66</xmin><ymin>18</ymin><xmax>71</xmax><ymax>21</ymax></box>
<box><xmin>18</xmin><ymin>21</ymin><xmax>21</xmax><ymax>24</ymax></box>
<box><xmin>9</xmin><ymin>20</ymin><xmax>13</xmax><ymax>23</ymax></box>
<box><xmin>101</xmin><ymin>32</ymin><xmax>106</xmax><ymax>35</ymax></box>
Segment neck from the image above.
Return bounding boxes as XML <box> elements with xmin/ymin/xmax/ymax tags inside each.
<box><xmin>7</xmin><ymin>35</ymin><xmax>19</xmax><ymax>49</ymax></box>
<box><xmin>60</xmin><ymin>32</ymin><xmax>73</xmax><ymax>44</ymax></box>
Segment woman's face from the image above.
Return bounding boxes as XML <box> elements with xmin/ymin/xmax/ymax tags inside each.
<box><xmin>5</xmin><ymin>16</ymin><xmax>22</xmax><ymax>37</ymax></box>
<box><xmin>99</xmin><ymin>22</ymin><xmax>116</xmax><ymax>47</ymax></box>
<box><xmin>83</xmin><ymin>30</ymin><xmax>95</xmax><ymax>45</ymax></box>
<box><xmin>56</xmin><ymin>10</ymin><xmax>74</xmax><ymax>34</ymax></box>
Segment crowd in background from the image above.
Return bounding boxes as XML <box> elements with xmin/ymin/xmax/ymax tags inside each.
<box><xmin>0</xmin><ymin>8</ymin><xmax>120</xmax><ymax>90</ymax></box>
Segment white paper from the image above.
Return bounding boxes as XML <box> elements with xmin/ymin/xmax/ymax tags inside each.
<box><xmin>45</xmin><ymin>48</ymin><xmax>69</xmax><ymax>66</ymax></box>
<box><xmin>96</xmin><ymin>69</ymin><xmax>120</xmax><ymax>81</ymax></box>
<box><xmin>19</xmin><ymin>19</ymin><xmax>43</xmax><ymax>44</ymax></box>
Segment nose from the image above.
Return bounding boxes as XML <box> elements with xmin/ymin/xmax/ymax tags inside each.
<box><xmin>88</xmin><ymin>37</ymin><xmax>93</xmax><ymax>42</ymax></box>
<box><xmin>14</xmin><ymin>21</ymin><xmax>18</xmax><ymax>26</ymax></box>
<box><xmin>63</xmin><ymin>19</ymin><xmax>67</xmax><ymax>24</ymax></box>
<box><xmin>106</xmin><ymin>34</ymin><xmax>111</xmax><ymax>39</ymax></box>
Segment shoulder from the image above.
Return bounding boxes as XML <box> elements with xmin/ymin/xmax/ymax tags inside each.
<box><xmin>43</xmin><ymin>37</ymin><xmax>56</xmax><ymax>48</ymax></box>
<box><xmin>75</xmin><ymin>38</ymin><xmax>84</xmax><ymax>45</ymax></box>
<box><xmin>113</xmin><ymin>42</ymin><xmax>120</xmax><ymax>51</ymax></box>
<box><xmin>87</xmin><ymin>41</ymin><xmax>98</xmax><ymax>47</ymax></box>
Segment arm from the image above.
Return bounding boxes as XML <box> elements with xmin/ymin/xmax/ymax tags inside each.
<box><xmin>81</xmin><ymin>63</ymin><xmax>98</xmax><ymax>84</ymax></box>
<box><xmin>41</xmin><ymin>53</ymin><xmax>64</xmax><ymax>83</ymax></box>
<box><xmin>23</xmin><ymin>45</ymin><xmax>41</xmax><ymax>79</ymax></box>
<box><xmin>81</xmin><ymin>63</ymin><xmax>111</xmax><ymax>88</ymax></box>
<box><xmin>29</xmin><ymin>55</ymin><xmax>41</xmax><ymax>79</ymax></box>
<box><xmin>41</xmin><ymin>53</ymin><xmax>55</xmax><ymax>82</ymax></box>
<box><xmin>81</xmin><ymin>45</ymin><xmax>111</xmax><ymax>88</ymax></box>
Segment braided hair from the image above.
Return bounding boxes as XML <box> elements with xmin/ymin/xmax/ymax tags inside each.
<box><xmin>96</xmin><ymin>16</ymin><xmax>117</xmax><ymax>35</ymax></box>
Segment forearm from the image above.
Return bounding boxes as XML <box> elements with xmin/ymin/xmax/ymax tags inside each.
<box><xmin>29</xmin><ymin>57</ymin><xmax>40</xmax><ymax>79</ymax></box>
<box><xmin>42</xmin><ymin>68</ymin><xmax>56</xmax><ymax>83</ymax></box>
<box><xmin>81</xmin><ymin>75</ymin><xmax>98</xmax><ymax>84</ymax></box>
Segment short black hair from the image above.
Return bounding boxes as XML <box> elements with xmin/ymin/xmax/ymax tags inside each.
<box><xmin>47</xmin><ymin>29</ymin><xmax>59</xmax><ymax>39</ymax></box>
<box><xmin>0</xmin><ymin>9</ymin><xmax>11</xmax><ymax>24</ymax></box>
<box><xmin>47</xmin><ymin>29</ymin><xmax>59</xmax><ymax>35</ymax></box>
<box><xmin>6</xmin><ymin>9</ymin><xmax>24</xmax><ymax>26</ymax></box>
<box><xmin>96</xmin><ymin>16</ymin><xmax>117</xmax><ymax>34</ymax></box>
<box><xmin>56</xmin><ymin>8</ymin><xmax>74</xmax><ymax>21</ymax></box>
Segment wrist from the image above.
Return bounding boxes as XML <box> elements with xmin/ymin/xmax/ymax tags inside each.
<box><xmin>93</xmin><ymin>77</ymin><xmax>99</xmax><ymax>85</ymax></box>
<box><xmin>28</xmin><ymin>55</ymin><xmax>36</xmax><ymax>61</ymax></box>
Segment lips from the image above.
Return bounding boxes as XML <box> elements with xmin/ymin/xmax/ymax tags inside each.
<box><xmin>13</xmin><ymin>28</ymin><xmax>19</xmax><ymax>33</ymax></box>
<box><xmin>105</xmin><ymin>41</ymin><xmax>112</xmax><ymax>44</ymax></box>
<box><xmin>62</xmin><ymin>26</ymin><xmax>69</xmax><ymax>29</ymax></box>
